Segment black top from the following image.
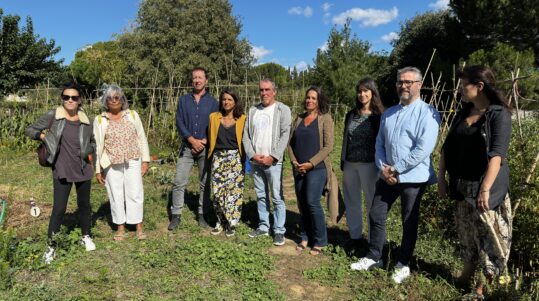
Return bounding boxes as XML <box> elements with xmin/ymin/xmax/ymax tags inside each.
<box><xmin>451</xmin><ymin>117</ymin><xmax>488</xmax><ymax>180</ymax></box>
<box><xmin>442</xmin><ymin>103</ymin><xmax>512</xmax><ymax>209</ymax></box>
<box><xmin>345</xmin><ymin>113</ymin><xmax>377</xmax><ymax>162</ymax></box>
<box><xmin>215</xmin><ymin>123</ymin><xmax>238</xmax><ymax>150</ymax></box>
<box><xmin>291</xmin><ymin>118</ymin><xmax>325</xmax><ymax>170</ymax></box>
<box><xmin>53</xmin><ymin>119</ymin><xmax>93</xmax><ymax>182</ymax></box>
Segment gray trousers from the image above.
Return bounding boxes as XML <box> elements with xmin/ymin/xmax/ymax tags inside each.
<box><xmin>171</xmin><ymin>146</ymin><xmax>210</xmax><ymax>215</ymax></box>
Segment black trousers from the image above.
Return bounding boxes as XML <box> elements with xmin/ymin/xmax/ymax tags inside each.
<box><xmin>49</xmin><ymin>178</ymin><xmax>92</xmax><ymax>240</ymax></box>
<box><xmin>366</xmin><ymin>179</ymin><xmax>427</xmax><ymax>265</ymax></box>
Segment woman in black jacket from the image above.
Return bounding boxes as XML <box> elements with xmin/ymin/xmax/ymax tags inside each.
<box><xmin>25</xmin><ymin>82</ymin><xmax>96</xmax><ymax>264</ymax></box>
<box><xmin>438</xmin><ymin>66</ymin><xmax>512</xmax><ymax>297</ymax></box>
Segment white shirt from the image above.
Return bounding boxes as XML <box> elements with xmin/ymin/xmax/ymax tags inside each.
<box><xmin>251</xmin><ymin>103</ymin><xmax>275</xmax><ymax>156</ymax></box>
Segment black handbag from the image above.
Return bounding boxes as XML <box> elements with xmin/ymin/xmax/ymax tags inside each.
<box><xmin>36</xmin><ymin>115</ymin><xmax>54</xmax><ymax>167</ymax></box>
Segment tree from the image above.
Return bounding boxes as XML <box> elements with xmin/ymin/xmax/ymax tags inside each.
<box><xmin>118</xmin><ymin>0</ymin><xmax>252</xmax><ymax>91</ymax></box>
<box><xmin>311</xmin><ymin>20</ymin><xmax>388</xmax><ymax>106</ymax></box>
<box><xmin>464</xmin><ymin>43</ymin><xmax>539</xmax><ymax>108</ymax></box>
<box><xmin>0</xmin><ymin>9</ymin><xmax>63</xmax><ymax>95</ymax></box>
<box><xmin>450</xmin><ymin>0</ymin><xmax>539</xmax><ymax>66</ymax></box>
<box><xmin>380</xmin><ymin>10</ymin><xmax>466</xmax><ymax>104</ymax></box>
<box><xmin>68</xmin><ymin>41</ymin><xmax>127</xmax><ymax>91</ymax></box>
<box><xmin>251</xmin><ymin>63</ymin><xmax>291</xmax><ymax>89</ymax></box>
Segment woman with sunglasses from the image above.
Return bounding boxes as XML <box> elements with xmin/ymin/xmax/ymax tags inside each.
<box><xmin>25</xmin><ymin>82</ymin><xmax>96</xmax><ymax>264</ymax></box>
<box><xmin>93</xmin><ymin>84</ymin><xmax>150</xmax><ymax>241</ymax></box>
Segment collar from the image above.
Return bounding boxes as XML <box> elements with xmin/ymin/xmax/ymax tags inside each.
<box><xmin>55</xmin><ymin>106</ymin><xmax>90</xmax><ymax>124</ymax></box>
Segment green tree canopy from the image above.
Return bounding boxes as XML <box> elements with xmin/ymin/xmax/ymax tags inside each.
<box><xmin>118</xmin><ymin>0</ymin><xmax>252</xmax><ymax>90</ymax></box>
<box><xmin>450</xmin><ymin>0</ymin><xmax>539</xmax><ymax>66</ymax></box>
<box><xmin>311</xmin><ymin>20</ymin><xmax>388</xmax><ymax>106</ymax></box>
<box><xmin>69</xmin><ymin>41</ymin><xmax>126</xmax><ymax>92</ymax></box>
<box><xmin>251</xmin><ymin>63</ymin><xmax>291</xmax><ymax>89</ymax></box>
<box><xmin>0</xmin><ymin>9</ymin><xmax>63</xmax><ymax>95</ymax></box>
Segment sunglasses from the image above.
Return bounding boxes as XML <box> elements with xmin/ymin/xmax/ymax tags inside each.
<box><xmin>61</xmin><ymin>95</ymin><xmax>80</xmax><ymax>101</ymax></box>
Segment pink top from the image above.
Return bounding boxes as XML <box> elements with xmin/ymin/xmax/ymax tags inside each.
<box><xmin>104</xmin><ymin>114</ymin><xmax>141</xmax><ymax>164</ymax></box>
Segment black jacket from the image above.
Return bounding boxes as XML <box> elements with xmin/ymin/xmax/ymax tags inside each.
<box><xmin>442</xmin><ymin>103</ymin><xmax>511</xmax><ymax>208</ymax></box>
<box><xmin>25</xmin><ymin>107</ymin><xmax>95</xmax><ymax>168</ymax></box>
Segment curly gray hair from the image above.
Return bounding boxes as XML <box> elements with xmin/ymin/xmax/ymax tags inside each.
<box><xmin>100</xmin><ymin>84</ymin><xmax>129</xmax><ymax>111</ymax></box>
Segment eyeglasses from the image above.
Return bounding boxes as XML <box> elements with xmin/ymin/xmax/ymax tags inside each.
<box><xmin>61</xmin><ymin>95</ymin><xmax>80</xmax><ymax>102</ymax></box>
<box><xmin>396</xmin><ymin>80</ymin><xmax>420</xmax><ymax>87</ymax></box>
<box><xmin>106</xmin><ymin>96</ymin><xmax>122</xmax><ymax>102</ymax></box>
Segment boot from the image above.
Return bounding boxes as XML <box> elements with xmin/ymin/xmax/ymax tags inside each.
<box><xmin>198</xmin><ymin>213</ymin><xmax>209</xmax><ymax>228</ymax></box>
<box><xmin>168</xmin><ymin>214</ymin><xmax>181</xmax><ymax>231</ymax></box>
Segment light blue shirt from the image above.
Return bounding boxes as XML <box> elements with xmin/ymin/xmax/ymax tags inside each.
<box><xmin>375</xmin><ymin>98</ymin><xmax>440</xmax><ymax>183</ymax></box>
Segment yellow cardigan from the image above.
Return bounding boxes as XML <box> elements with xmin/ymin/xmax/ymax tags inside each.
<box><xmin>207</xmin><ymin>112</ymin><xmax>246</xmax><ymax>159</ymax></box>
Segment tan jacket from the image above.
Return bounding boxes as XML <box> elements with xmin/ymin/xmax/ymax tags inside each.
<box><xmin>287</xmin><ymin>112</ymin><xmax>344</xmax><ymax>224</ymax></box>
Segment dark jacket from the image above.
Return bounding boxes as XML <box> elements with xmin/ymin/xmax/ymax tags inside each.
<box><xmin>442</xmin><ymin>103</ymin><xmax>511</xmax><ymax>209</ymax></box>
<box><xmin>25</xmin><ymin>107</ymin><xmax>95</xmax><ymax>168</ymax></box>
<box><xmin>340</xmin><ymin>109</ymin><xmax>381</xmax><ymax>170</ymax></box>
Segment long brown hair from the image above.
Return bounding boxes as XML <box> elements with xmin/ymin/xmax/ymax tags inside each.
<box><xmin>355</xmin><ymin>77</ymin><xmax>384</xmax><ymax>115</ymax></box>
<box><xmin>458</xmin><ymin>66</ymin><xmax>511</xmax><ymax>111</ymax></box>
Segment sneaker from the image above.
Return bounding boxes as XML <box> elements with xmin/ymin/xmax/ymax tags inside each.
<box><xmin>225</xmin><ymin>226</ymin><xmax>235</xmax><ymax>237</ymax></box>
<box><xmin>248</xmin><ymin>229</ymin><xmax>269</xmax><ymax>238</ymax></box>
<box><xmin>168</xmin><ymin>214</ymin><xmax>181</xmax><ymax>231</ymax></box>
<box><xmin>198</xmin><ymin>214</ymin><xmax>209</xmax><ymax>229</ymax></box>
<box><xmin>43</xmin><ymin>246</ymin><xmax>55</xmax><ymax>264</ymax></box>
<box><xmin>211</xmin><ymin>224</ymin><xmax>222</xmax><ymax>235</ymax></box>
<box><xmin>81</xmin><ymin>235</ymin><xmax>96</xmax><ymax>251</ymax></box>
<box><xmin>350</xmin><ymin>257</ymin><xmax>383</xmax><ymax>271</ymax></box>
<box><xmin>273</xmin><ymin>234</ymin><xmax>285</xmax><ymax>246</ymax></box>
<box><xmin>391</xmin><ymin>262</ymin><xmax>411</xmax><ymax>284</ymax></box>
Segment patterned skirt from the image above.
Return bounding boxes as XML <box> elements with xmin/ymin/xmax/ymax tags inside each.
<box><xmin>455</xmin><ymin>194</ymin><xmax>512</xmax><ymax>277</ymax></box>
<box><xmin>211</xmin><ymin>149</ymin><xmax>244</xmax><ymax>226</ymax></box>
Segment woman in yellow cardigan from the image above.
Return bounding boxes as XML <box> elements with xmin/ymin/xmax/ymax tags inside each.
<box><xmin>207</xmin><ymin>88</ymin><xmax>246</xmax><ymax>237</ymax></box>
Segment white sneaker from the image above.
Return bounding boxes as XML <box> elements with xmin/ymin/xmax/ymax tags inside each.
<box><xmin>391</xmin><ymin>262</ymin><xmax>411</xmax><ymax>284</ymax></box>
<box><xmin>81</xmin><ymin>235</ymin><xmax>96</xmax><ymax>251</ymax></box>
<box><xmin>43</xmin><ymin>246</ymin><xmax>55</xmax><ymax>264</ymax></box>
<box><xmin>350</xmin><ymin>257</ymin><xmax>383</xmax><ymax>271</ymax></box>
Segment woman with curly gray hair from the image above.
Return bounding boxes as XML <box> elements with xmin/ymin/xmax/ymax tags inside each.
<box><xmin>93</xmin><ymin>84</ymin><xmax>150</xmax><ymax>241</ymax></box>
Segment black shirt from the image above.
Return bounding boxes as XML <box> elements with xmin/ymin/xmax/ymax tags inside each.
<box><xmin>452</xmin><ymin>117</ymin><xmax>488</xmax><ymax>180</ymax></box>
<box><xmin>215</xmin><ymin>123</ymin><xmax>238</xmax><ymax>150</ymax></box>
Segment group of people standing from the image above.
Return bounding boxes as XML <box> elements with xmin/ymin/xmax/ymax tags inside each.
<box><xmin>26</xmin><ymin>65</ymin><xmax>512</xmax><ymax>295</ymax></box>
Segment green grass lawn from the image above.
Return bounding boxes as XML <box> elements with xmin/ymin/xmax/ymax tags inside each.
<box><xmin>0</xmin><ymin>149</ymin><xmax>525</xmax><ymax>300</ymax></box>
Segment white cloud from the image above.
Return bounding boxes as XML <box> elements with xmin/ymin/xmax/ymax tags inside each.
<box><xmin>288</xmin><ymin>6</ymin><xmax>313</xmax><ymax>17</ymax></box>
<box><xmin>294</xmin><ymin>61</ymin><xmax>308</xmax><ymax>72</ymax></box>
<box><xmin>251</xmin><ymin>46</ymin><xmax>272</xmax><ymax>62</ymax></box>
<box><xmin>381</xmin><ymin>32</ymin><xmax>399</xmax><ymax>43</ymax></box>
<box><xmin>428</xmin><ymin>0</ymin><xmax>449</xmax><ymax>10</ymax></box>
<box><xmin>322</xmin><ymin>2</ymin><xmax>332</xmax><ymax>12</ymax></box>
<box><xmin>333</xmin><ymin>6</ymin><xmax>398</xmax><ymax>27</ymax></box>
<box><xmin>319</xmin><ymin>42</ymin><xmax>328</xmax><ymax>52</ymax></box>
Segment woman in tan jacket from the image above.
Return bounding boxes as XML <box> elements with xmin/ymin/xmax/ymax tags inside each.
<box><xmin>288</xmin><ymin>86</ymin><xmax>334</xmax><ymax>255</ymax></box>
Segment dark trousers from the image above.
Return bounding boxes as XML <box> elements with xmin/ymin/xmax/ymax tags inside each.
<box><xmin>49</xmin><ymin>178</ymin><xmax>92</xmax><ymax>240</ymax></box>
<box><xmin>366</xmin><ymin>179</ymin><xmax>427</xmax><ymax>265</ymax></box>
<box><xmin>294</xmin><ymin>167</ymin><xmax>328</xmax><ymax>247</ymax></box>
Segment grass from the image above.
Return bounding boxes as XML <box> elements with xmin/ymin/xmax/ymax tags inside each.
<box><xmin>0</xmin><ymin>143</ymin><xmax>531</xmax><ymax>300</ymax></box>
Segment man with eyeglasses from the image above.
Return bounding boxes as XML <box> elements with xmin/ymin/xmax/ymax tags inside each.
<box><xmin>169</xmin><ymin>67</ymin><xmax>218</xmax><ymax>230</ymax></box>
<box><xmin>350</xmin><ymin>67</ymin><xmax>440</xmax><ymax>284</ymax></box>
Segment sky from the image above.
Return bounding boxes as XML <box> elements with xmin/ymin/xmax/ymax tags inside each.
<box><xmin>0</xmin><ymin>0</ymin><xmax>449</xmax><ymax>70</ymax></box>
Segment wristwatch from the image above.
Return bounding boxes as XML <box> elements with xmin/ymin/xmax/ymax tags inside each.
<box><xmin>390</xmin><ymin>166</ymin><xmax>397</xmax><ymax>174</ymax></box>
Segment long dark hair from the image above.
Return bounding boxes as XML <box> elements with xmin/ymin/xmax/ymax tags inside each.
<box><xmin>219</xmin><ymin>88</ymin><xmax>243</xmax><ymax>118</ymax></box>
<box><xmin>458</xmin><ymin>66</ymin><xmax>511</xmax><ymax>111</ymax></box>
<box><xmin>304</xmin><ymin>86</ymin><xmax>330</xmax><ymax>114</ymax></box>
<box><xmin>355</xmin><ymin>77</ymin><xmax>384</xmax><ymax>115</ymax></box>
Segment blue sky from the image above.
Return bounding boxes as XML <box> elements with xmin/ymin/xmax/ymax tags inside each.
<box><xmin>1</xmin><ymin>0</ymin><xmax>449</xmax><ymax>70</ymax></box>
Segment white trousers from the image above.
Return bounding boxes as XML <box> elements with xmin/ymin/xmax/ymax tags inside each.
<box><xmin>105</xmin><ymin>159</ymin><xmax>144</xmax><ymax>225</ymax></box>
<box><xmin>342</xmin><ymin>161</ymin><xmax>378</xmax><ymax>240</ymax></box>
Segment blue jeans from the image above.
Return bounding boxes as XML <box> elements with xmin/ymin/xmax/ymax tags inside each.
<box><xmin>171</xmin><ymin>147</ymin><xmax>210</xmax><ymax>215</ymax></box>
<box><xmin>366</xmin><ymin>180</ymin><xmax>427</xmax><ymax>265</ymax></box>
<box><xmin>252</xmin><ymin>163</ymin><xmax>286</xmax><ymax>234</ymax></box>
<box><xmin>294</xmin><ymin>167</ymin><xmax>327</xmax><ymax>247</ymax></box>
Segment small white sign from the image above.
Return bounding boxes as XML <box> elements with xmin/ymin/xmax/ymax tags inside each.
<box><xmin>30</xmin><ymin>206</ymin><xmax>41</xmax><ymax>217</ymax></box>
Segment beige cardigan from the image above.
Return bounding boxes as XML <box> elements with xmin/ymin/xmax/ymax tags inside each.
<box><xmin>287</xmin><ymin>112</ymin><xmax>345</xmax><ymax>224</ymax></box>
<box><xmin>93</xmin><ymin>110</ymin><xmax>151</xmax><ymax>173</ymax></box>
